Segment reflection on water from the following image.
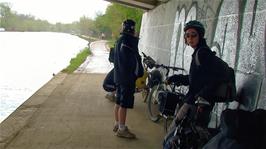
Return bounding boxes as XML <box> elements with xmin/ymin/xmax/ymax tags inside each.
<box><xmin>0</xmin><ymin>32</ymin><xmax>88</xmax><ymax>123</ymax></box>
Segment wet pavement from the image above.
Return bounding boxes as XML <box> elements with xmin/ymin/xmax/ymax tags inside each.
<box><xmin>75</xmin><ymin>40</ymin><xmax>113</xmax><ymax>73</ymax></box>
<box><xmin>0</xmin><ymin>40</ymin><xmax>165</xmax><ymax>149</ymax></box>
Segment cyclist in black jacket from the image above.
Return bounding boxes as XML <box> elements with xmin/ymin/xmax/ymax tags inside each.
<box><xmin>167</xmin><ymin>20</ymin><xmax>227</xmax><ymax>127</ymax></box>
<box><xmin>113</xmin><ymin>19</ymin><xmax>143</xmax><ymax>139</ymax></box>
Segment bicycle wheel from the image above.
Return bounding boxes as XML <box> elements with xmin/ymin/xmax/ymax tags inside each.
<box><xmin>141</xmin><ymin>87</ymin><xmax>149</xmax><ymax>103</ymax></box>
<box><xmin>147</xmin><ymin>84</ymin><xmax>163</xmax><ymax>122</ymax></box>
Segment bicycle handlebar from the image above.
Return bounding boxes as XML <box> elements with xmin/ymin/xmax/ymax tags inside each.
<box><xmin>154</xmin><ymin>64</ymin><xmax>184</xmax><ymax>71</ymax></box>
<box><xmin>141</xmin><ymin>52</ymin><xmax>185</xmax><ymax>72</ymax></box>
<box><xmin>142</xmin><ymin>52</ymin><xmax>147</xmax><ymax>58</ymax></box>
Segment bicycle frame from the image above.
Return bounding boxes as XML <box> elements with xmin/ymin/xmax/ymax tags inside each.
<box><xmin>143</xmin><ymin>55</ymin><xmax>185</xmax><ymax>126</ymax></box>
<box><xmin>168</xmin><ymin>100</ymin><xmax>220</xmax><ymax>149</ymax></box>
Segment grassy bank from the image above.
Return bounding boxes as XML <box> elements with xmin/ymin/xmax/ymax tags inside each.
<box><xmin>61</xmin><ymin>47</ymin><xmax>91</xmax><ymax>73</ymax></box>
<box><xmin>107</xmin><ymin>39</ymin><xmax>116</xmax><ymax>49</ymax></box>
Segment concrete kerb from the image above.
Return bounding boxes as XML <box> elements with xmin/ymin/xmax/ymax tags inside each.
<box><xmin>0</xmin><ymin>73</ymin><xmax>68</xmax><ymax>148</ymax></box>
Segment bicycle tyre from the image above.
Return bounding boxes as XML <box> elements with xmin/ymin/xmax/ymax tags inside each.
<box><xmin>141</xmin><ymin>88</ymin><xmax>150</xmax><ymax>103</ymax></box>
<box><xmin>147</xmin><ymin>84</ymin><xmax>162</xmax><ymax>122</ymax></box>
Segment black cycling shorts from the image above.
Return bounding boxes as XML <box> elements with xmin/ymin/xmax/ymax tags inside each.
<box><xmin>116</xmin><ymin>84</ymin><xmax>135</xmax><ymax>108</ymax></box>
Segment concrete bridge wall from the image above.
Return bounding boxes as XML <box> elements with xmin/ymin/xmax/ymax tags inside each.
<box><xmin>139</xmin><ymin>0</ymin><xmax>266</xmax><ymax>112</ymax></box>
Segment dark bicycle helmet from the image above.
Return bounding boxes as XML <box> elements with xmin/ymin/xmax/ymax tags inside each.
<box><xmin>184</xmin><ymin>20</ymin><xmax>205</xmax><ymax>37</ymax></box>
<box><xmin>122</xmin><ymin>19</ymin><xmax>135</xmax><ymax>33</ymax></box>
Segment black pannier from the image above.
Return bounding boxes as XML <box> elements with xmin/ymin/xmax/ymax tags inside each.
<box><xmin>103</xmin><ymin>68</ymin><xmax>116</xmax><ymax>92</ymax></box>
<box><xmin>158</xmin><ymin>91</ymin><xmax>184</xmax><ymax>116</ymax></box>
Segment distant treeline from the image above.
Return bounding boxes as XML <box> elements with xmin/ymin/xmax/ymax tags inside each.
<box><xmin>0</xmin><ymin>2</ymin><xmax>143</xmax><ymax>40</ymax></box>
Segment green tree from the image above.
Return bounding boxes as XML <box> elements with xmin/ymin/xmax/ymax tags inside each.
<box><xmin>77</xmin><ymin>16</ymin><xmax>95</xmax><ymax>36</ymax></box>
<box><xmin>94</xmin><ymin>3</ymin><xmax>143</xmax><ymax>39</ymax></box>
<box><xmin>94</xmin><ymin>13</ymin><xmax>112</xmax><ymax>38</ymax></box>
<box><xmin>0</xmin><ymin>3</ymin><xmax>53</xmax><ymax>31</ymax></box>
<box><xmin>0</xmin><ymin>2</ymin><xmax>143</xmax><ymax>39</ymax></box>
<box><xmin>0</xmin><ymin>3</ymin><xmax>12</xmax><ymax>29</ymax></box>
<box><xmin>105</xmin><ymin>4</ymin><xmax>143</xmax><ymax>38</ymax></box>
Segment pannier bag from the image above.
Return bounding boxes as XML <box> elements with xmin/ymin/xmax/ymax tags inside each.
<box><xmin>135</xmin><ymin>70</ymin><xmax>148</xmax><ymax>90</ymax></box>
<box><xmin>103</xmin><ymin>68</ymin><xmax>148</xmax><ymax>92</ymax></box>
<box><xmin>103</xmin><ymin>68</ymin><xmax>116</xmax><ymax>92</ymax></box>
<box><xmin>158</xmin><ymin>91</ymin><xmax>184</xmax><ymax>116</ymax></box>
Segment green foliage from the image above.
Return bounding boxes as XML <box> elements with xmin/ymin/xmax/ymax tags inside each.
<box><xmin>0</xmin><ymin>2</ymin><xmax>143</xmax><ymax>40</ymax></box>
<box><xmin>61</xmin><ymin>47</ymin><xmax>91</xmax><ymax>73</ymax></box>
<box><xmin>78</xmin><ymin>16</ymin><xmax>95</xmax><ymax>36</ymax></box>
<box><xmin>0</xmin><ymin>3</ymin><xmax>13</xmax><ymax>28</ymax></box>
<box><xmin>94</xmin><ymin>14</ymin><xmax>112</xmax><ymax>38</ymax></box>
<box><xmin>107</xmin><ymin>39</ymin><xmax>116</xmax><ymax>48</ymax></box>
<box><xmin>0</xmin><ymin>3</ymin><xmax>51</xmax><ymax>31</ymax></box>
<box><xmin>95</xmin><ymin>3</ymin><xmax>143</xmax><ymax>39</ymax></box>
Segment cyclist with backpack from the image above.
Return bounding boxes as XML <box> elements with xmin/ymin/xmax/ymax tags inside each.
<box><xmin>163</xmin><ymin>20</ymin><xmax>237</xmax><ymax>149</ymax></box>
<box><xmin>167</xmin><ymin>20</ymin><xmax>231</xmax><ymax>129</ymax></box>
<box><xmin>113</xmin><ymin>19</ymin><xmax>143</xmax><ymax>139</ymax></box>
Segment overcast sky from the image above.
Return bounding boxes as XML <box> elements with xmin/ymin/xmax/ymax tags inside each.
<box><xmin>0</xmin><ymin>0</ymin><xmax>110</xmax><ymax>24</ymax></box>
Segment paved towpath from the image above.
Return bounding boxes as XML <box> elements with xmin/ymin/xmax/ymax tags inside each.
<box><xmin>75</xmin><ymin>40</ymin><xmax>113</xmax><ymax>73</ymax></box>
<box><xmin>0</xmin><ymin>40</ymin><xmax>165</xmax><ymax>149</ymax></box>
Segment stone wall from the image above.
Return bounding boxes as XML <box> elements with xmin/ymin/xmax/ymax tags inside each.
<box><xmin>139</xmin><ymin>0</ymin><xmax>266</xmax><ymax>113</ymax></box>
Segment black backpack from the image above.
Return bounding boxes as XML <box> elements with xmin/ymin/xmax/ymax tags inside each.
<box><xmin>102</xmin><ymin>68</ymin><xmax>116</xmax><ymax>92</ymax></box>
<box><xmin>195</xmin><ymin>49</ymin><xmax>237</xmax><ymax>102</ymax></box>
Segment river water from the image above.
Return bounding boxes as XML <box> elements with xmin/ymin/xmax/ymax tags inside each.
<box><xmin>0</xmin><ymin>32</ymin><xmax>88</xmax><ymax>123</ymax></box>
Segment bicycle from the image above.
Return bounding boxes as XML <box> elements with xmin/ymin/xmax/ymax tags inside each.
<box><xmin>136</xmin><ymin>52</ymin><xmax>157</xmax><ymax>103</ymax></box>
<box><xmin>145</xmin><ymin>60</ymin><xmax>186</xmax><ymax>129</ymax></box>
<box><xmin>163</xmin><ymin>98</ymin><xmax>219</xmax><ymax>149</ymax></box>
<box><xmin>139</xmin><ymin>52</ymin><xmax>170</xmax><ymax>103</ymax></box>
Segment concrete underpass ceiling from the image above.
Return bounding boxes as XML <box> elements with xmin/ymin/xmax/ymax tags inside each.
<box><xmin>104</xmin><ymin>0</ymin><xmax>170</xmax><ymax>10</ymax></box>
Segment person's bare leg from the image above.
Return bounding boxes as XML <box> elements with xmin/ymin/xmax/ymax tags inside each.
<box><xmin>176</xmin><ymin>103</ymin><xmax>191</xmax><ymax>120</ymax></box>
<box><xmin>115</xmin><ymin>104</ymin><xmax>120</xmax><ymax>122</ymax></box>
<box><xmin>167</xmin><ymin>103</ymin><xmax>192</xmax><ymax>133</ymax></box>
<box><xmin>118</xmin><ymin>107</ymin><xmax>127</xmax><ymax>127</ymax></box>
<box><xmin>113</xmin><ymin>104</ymin><xmax>120</xmax><ymax>132</ymax></box>
<box><xmin>116</xmin><ymin>106</ymin><xmax>136</xmax><ymax>139</ymax></box>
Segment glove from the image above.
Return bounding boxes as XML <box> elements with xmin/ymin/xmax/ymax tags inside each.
<box><xmin>166</xmin><ymin>74</ymin><xmax>184</xmax><ymax>84</ymax></box>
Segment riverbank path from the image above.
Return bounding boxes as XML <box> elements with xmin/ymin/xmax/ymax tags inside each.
<box><xmin>0</xmin><ymin>40</ymin><xmax>165</xmax><ymax>149</ymax></box>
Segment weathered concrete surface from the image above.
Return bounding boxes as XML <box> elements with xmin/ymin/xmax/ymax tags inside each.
<box><xmin>0</xmin><ymin>73</ymin><xmax>165</xmax><ymax>149</ymax></box>
<box><xmin>139</xmin><ymin>0</ymin><xmax>266</xmax><ymax>122</ymax></box>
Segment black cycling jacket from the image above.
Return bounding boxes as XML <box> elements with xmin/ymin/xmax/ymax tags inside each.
<box><xmin>113</xmin><ymin>33</ymin><xmax>142</xmax><ymax>85</ymax></box>
<box><xmin>183</xmin><ymin>40</ymin><xmax>228</xmax><ymax>104</ymax></box>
